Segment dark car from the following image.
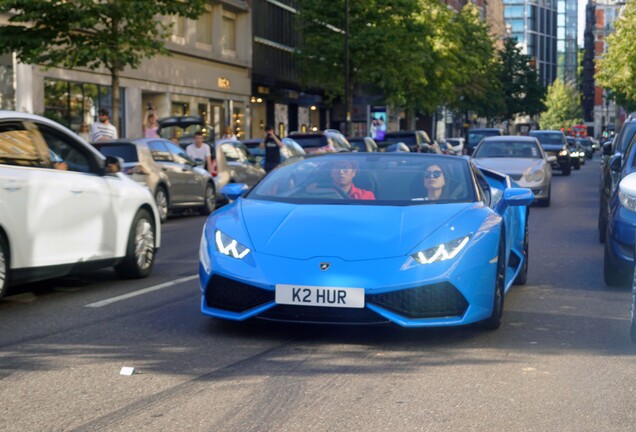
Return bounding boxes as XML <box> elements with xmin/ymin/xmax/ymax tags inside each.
<box><xmin>528</xmin><ymin>130</ymin><xmax>571</xmax><ymax>176</ymax></box>
<box><xmin>382</xmin><ymin>130</ymin><xmax>441</xmax><ymax>153</ymax></box>
<box><xmin>465</xmin><ymin>128</ymin><xmax>504</xmax><ymax>155</ymax></box>
<box><xmin>599</xmin><ymin>117</ymin><xmax>636</xmax><ymax>244</ymax></box>
<box><xmin>288</xmin><ymin>130</ymin><xmax>352</xmax><ymax>153</ymax></box>
<box><xmin>94</xmin><ymin>138</ymin><xmax>218</xmax><ymax>222</ymax></box>
<box><xmin>577</xmin><ymin>137</ymin><xmax>594</xmax><ymax>159</ymax></box>
<box><xmin>216</xmin><ymin>139</ymin><xmax>267</xmax><ymax>187</ymax></box>
<box><xmin>242</xmin><ymin>137</ymin><xmax>306</xmax><ymax>166</ymax></box>
<box><xmin>157</xmin><ymin>116</ymin><xmax>215</xmax><ymax>150</ymax></box>
<box><xmin>348</xmin><ymin>136</ymin><xmax>379</xmax><ymax>152</ymax></box>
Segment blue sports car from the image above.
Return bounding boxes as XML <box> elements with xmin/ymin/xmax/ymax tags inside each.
<box><xmin>199</xmin><ymin>153</ymin><xmax>533</xmax><ymax>329</ymax></box>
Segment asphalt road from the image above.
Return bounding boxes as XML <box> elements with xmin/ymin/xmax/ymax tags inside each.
<box><xmin>1</xmin><ymin>155</ymin><xmax>635</xmax><ymax>432</ymax></box>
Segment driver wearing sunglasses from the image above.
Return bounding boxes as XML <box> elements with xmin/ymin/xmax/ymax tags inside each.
<box><xmin>330</xmin><ymin>160</ymin><xmax>375</xmax><ymax>200</ymax></box>
<box><xmin>422</xmin><ymin>163</ymin><xmax>447</xmax><ymax>200</ymax></box>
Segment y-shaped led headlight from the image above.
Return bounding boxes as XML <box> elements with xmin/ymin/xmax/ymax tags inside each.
<box><xmin>215</xmin><ymin>229</ymin><xmax>251</xmax><ymax>259</ymax></box>
<box><xmin>411</xmin><ymin>235</ymin><xmax>471</xmax><ymax>265</ymax></box>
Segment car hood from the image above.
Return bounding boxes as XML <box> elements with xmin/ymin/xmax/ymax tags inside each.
<box><xmin>233</xmin><ymin>200</ymin><xmax>477</xmax><ymax>260</ymax></box>
<box><xmin>472</xmin><ymin>158</ymin><xmax>543</xmax><ymax>174</ymax></box>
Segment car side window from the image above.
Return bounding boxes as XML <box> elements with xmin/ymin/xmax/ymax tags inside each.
<box><xmin>164</xmin><ymin>141</ymin><xmax>193</xmax><ymax>164</ymax></box>
<box><xmin>36</xmin><ymin>124</ymin><xmax>93</xmax><ymax>173</ymax></box>
<box><xmin>147</xmin><ymin>140</ymin><xmax>172</xmax><ymax>162</ymax></box>
<box><xmin>236</xmin><ymin>142</ymin><xmax>256</xmax><ymax>163</ymax></box>
<box><xmin>0</xmin><ymin>121</ymin><xmax>48</xmax><ymax>168</ymax></box>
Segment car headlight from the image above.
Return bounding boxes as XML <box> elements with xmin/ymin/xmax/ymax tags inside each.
<box><xmin>524</xmin><ymin>169</ymin><xmax>545</xmax><ymax>183</ymax></box>
<box><xmin>411</xmin><ymin>235</ymin><xmax>471</xmax><ymax>265</ymax></box>
<box><xmin>619</xmin><ymin>191</ymin><xmax>636</xmax><ymax>212</ymax></box>
<box><xmin>559</xmin><ymin>149</ymin><xmax>569</xmax><ymax>156</ymax></box>
<box><xmin>215</xmin><ymin>229</ymin><xmax>251</xmax><ymax>259</ymax></box>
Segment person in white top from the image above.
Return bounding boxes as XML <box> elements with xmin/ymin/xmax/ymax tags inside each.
<box><xmin>90</xmin><ymin>108</ymin><xmax>118</xmax><ymax>142</ymax></box>
<box><xmin>186</xmin><ymin>131</ymin><xmax>216</xmax><ymax>176</ymax></box>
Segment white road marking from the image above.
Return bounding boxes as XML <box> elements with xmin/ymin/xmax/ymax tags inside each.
<box><xmin>84</xmin><ymin>275</ymin><xmax>198</xmax><ymax>308</ymax></box>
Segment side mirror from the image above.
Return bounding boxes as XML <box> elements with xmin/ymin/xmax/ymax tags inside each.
<box><xmin>221</xmin><ymin>183</ymin><xmax>249</xmax><ymax>201</ymax></box>
<box><xmin>603</xmin><ymin>141</ymin><xmax>614</xmax><ymax>156</ymax></box>
<box><xmin>105</xmin><ymin>155</ymin><xmax>122</xmax><ymax>174</ymax></box>
<box><xmin>495</xmin><ymin>187</ymin><xmax>534</xmax><ymax>213</ymax></box>
<box><xmin>609</xmin><ymin>154</ymin><xmax>622</xmax><ymax>172</ymax></box>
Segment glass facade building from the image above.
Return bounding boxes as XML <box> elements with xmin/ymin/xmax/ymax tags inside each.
<box><xmin>503</xmin><ymin>0</ymin><xmax>558</xmax><ymax>87</ymax></box>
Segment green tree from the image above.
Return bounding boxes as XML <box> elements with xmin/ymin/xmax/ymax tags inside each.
<box><xmin>0</xmin><ymin>0</ymin><xmax>206</xmax><ymax>130</ymax></box>
<box><xmin>295</xmin><ymin>0</ymin><xmax>459</xmax><ymax>127</ymax></box>
<box><xmin>596</xmin><ymin>0</ymin><xmax>636</xmax><ymax>110</ymax></box>
<box><xmin>497</xmin><ymin>38</ymin><xmax>545</xmax><ymax>124</ymax></box>
<box><xmin>539</xmin><ymin>79</ymin><xmax>582</xmax><ymax>130</ymax></box>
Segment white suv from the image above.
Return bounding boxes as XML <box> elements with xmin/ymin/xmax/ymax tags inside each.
<box><xmin>0</xmin><ymin>111</ymin><xmax>161</xmax><ymax>298</ymax></box>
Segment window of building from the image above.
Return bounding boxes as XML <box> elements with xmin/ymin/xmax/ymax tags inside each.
<box><xmin>222</xmin><ymin>11</ymin><xmax>236</xmax><ymax>52</ymax></box>
<box><xmin>196</xmin><ymin>11</ymin><xmax>212</xmax><ymax>46</ymax></box>
<box><xmin>171</xmin><ymin>15</ymin><xmax>186</xmax><ymax>44</ymax></box>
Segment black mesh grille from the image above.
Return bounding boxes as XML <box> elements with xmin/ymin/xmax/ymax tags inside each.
<box><xmin>205</xmin><ymin>275</ymin><xmax>274</xmax><ymax>312</ymax></box>
<box><xmin>369</xmin><ymin>283</ymin><xmax>468</xmax><ymax>319</ymax></box>
<box><xmin>260</xmin><ymin>305</ymin><xmax>387</xmax><ymax>324</ymax></box>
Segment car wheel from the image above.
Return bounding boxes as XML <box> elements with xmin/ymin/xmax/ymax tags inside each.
<box><xmin>0</xmin><ymin>235</ymin><xmax>9</xmax><ymax>299</ymax></box>
<box><xmin>603</xmin><ymin>241</ymin><xmax>630</xmax><ymax>287</ymax></box>
<box><xmin>561</xmin><ymin>163</ymin><xmax>571</xmax><ymax>176</ymax></box>
<box><xmin>539</xmin><ymin>184</ymin><xmax>551</xmax><ymax>207</ymax></box>
<box><xmin>199</xmin><ymin>182</ymin><xmax>216</xmax><ymax>215</ymax></box>
<box><xmin>514</xmin><ymin>217</ymin><xmax>529</xmax><ymax>286</ymax></box>
<box><xmin>154</xmin><ymin>187</ymin><xmax>169</xmax><ymax>224</ymax></box>
<box><xmin>114</xmin><ymin>209</ymin><xmax>156</xmax><ymax>279</ymax></box>
<box><xmin>480</xmin><ymin>231</ymin><xmax>506</xmax><ymax>329</ymax></box>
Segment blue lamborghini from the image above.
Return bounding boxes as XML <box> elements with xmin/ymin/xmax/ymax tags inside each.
<box><xmin>199</xmin><ymin>153</ymin><xmax>533</xmax><ymax>329</ymax></box>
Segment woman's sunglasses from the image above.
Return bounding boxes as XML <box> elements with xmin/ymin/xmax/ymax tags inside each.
<box><xmin>424</xmin><ymin>170</ymin><xmax>443</xmax><ymax>179</ymax></box>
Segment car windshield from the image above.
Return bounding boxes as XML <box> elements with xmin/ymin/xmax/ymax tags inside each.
<box><xmin>467</xmin><ymin>131</ymin><xmax>499</xmax><ymax>146</ymax></box>
<box><xmin>94</xmin><ymin>143</ymin><xmax>139</xmax><ymax>162</ymax></box>
<box><xmin>473</xmin><ymin>140</ymin><xmax>541</xmax><ymax>159</ymax></box>
<box><xmin>530</xmin><ymin>132</ymin><xmax>564</xmax><ymax>146</ymax></box>
<box><xmin>247</xmin><ymin>154</ymin><xmax>476</xmax><ymax>205</ymax></box>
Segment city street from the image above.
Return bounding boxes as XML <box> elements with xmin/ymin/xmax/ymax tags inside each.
<box><xmin>1</xmin><ymin>156</ymin><xmax>635</xmax><ymax>432</ymax></box>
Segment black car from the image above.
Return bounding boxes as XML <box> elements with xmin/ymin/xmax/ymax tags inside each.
<box><xmin>577</xmin><ymin>137</ymin><xmax>594</xmax><ymax>159</ymax></box>
<box><xmin>598</xmin><ymin>116</ymin><xmax>636</xmax><ymax>243</ymax></box>
<box><xmin>528</xmin><ymin>130</ymin><xmax>571</xmax><ymax>176</ymax></box>
<box><xmin>348</xmin><ymin>136</ymin><xmax>379</xmax><ymax>152</ymax></box>
<box><xmin>465</xmin><ymin>128</ymin><xmax>503</xmax><ymax>155</ymax></box>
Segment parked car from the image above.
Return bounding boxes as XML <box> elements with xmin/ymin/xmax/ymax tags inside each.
<box><xmin>348</xmin><ymin>136</ymin><xmax>379</xmax><ymax>152</ymax></box>
<box><xmin>616</xmin><ymin>172</ymin><xmax>636</xmax><ymax>342</ymax></box>
<box><xmin>199</xmin><ymin>153</ymin><xmax>533</xmax><ymax>329</ymax></box>
<box><xmin>598</xmin><ymin>116</ymin><xmax>636</xmax><ymax>243</ymax></box>
<box><xmin>94</xmin><ymin>138</ymin><xmax>220</xmax><ymax>222</ymax></box>
<box><xmin>566</xmin><ymin>136</ymin><xmax>583</xmax><ymax>169</ymax></box>
<box><xmin>288</xmin><ymin>130</ymin><xmax>352</xmax><ymax>153</ymax></box>
<box><xmin>471</xmin><ymin>135</ymin><xmax>554</xmax><ymax>206</ymax></box>
<box><xmin>382</xmin><ymin>130</ymin><xmax>441</xmax><ymax>153</ymax></box>
<box><xmin>444</xmin><ymin>137</ymin><xmax>465</xmax><ymax>155</ymax></box>
<box><xmin>465</xmin><ymin>128</ymin><xmax>504</xmax><ymax>155</ymax></box>
<box><xmin>157</xmin><ymin>116</ymin><xmax>215</xmax><ymax>149</ymax></box>
<box><xmin>0</xmin><ymin>111</ymin><xmax>161</xmax><ymax>298</ymax></box>
<box><xmin>242</xmin><ymin>137</ymin><xmax>306</xmax><ymax>167</ymax></box>
<box><xmin>217</xmin><ymin>139</ymin><xmax>267</xmax><ymax>187</ymax></box>
<box><xmin>528</xmin><ymin>130</ymin><xmax>572</xmax><ymax>176</ymax></box>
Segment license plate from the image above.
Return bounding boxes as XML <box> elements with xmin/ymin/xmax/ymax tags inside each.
<box><xmin>275</xmin><ymin>284</ymin><xmax>365</xmax><ymax>308</ymax></box>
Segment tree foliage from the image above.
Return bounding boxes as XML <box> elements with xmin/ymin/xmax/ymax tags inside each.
<box><xmin>295</xmin><ymin>0</ymin><xmax>497</xmax><ymax>117</ymax></box>
<box><xmin>539</xmin><ymin>79</ymin><xmax>582</xmax><ymax>130</ymax></box>
<box><xmin>596</xmin><ymin>1</ymin><xmax>636</xmax><ymax>108</ymax></box>
<box><xmin>497</xmin><ymin>38</ymin><xmax>545</xmax><ymax>122</ymax></box>
<box><xmin>0</xmin><ymin>0</ymin><xmax>206</xmax><ymax>129</ymax></box>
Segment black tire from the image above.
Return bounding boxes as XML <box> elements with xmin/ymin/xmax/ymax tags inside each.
<box><xmin>114</xmin><ymin>209</ymin><xmax>156</xmax><ymax>279</ymax></box>
<box><xmin>538</xmin><ymin>184</ymin><xmax>551</xmax><ymax>207</ymax></box>
<box><xmin>199</xmin><ymin>182</ymin><xmax>216</xmax><ymax>215</ymax></box>
<box><xmin>561</xmin><ymin>163</ymin><xmax>571</xmax><ymax>176</ymax></box>
<box><xmin>603</xmin><ymin>241</ymin><xmax>630</xmax><ymax>287</ymax></box>
<box><xmin>154</xmin><ymin>186</ymin><xmax>169</xmax><ymax>224</ymax></box>
<box><xmin>514</xmin><ymin>216</ymin><xmax>529</xmax><ymax>286</ymax></box>
<box><xmin>0</xmin><ymin>235</ymin><xmax>9</xmax><ymax>299</ymax></box>
<box><xmin>480</xmin><ymin>231</ymin><xmax>506</xmax><ymax>329</ymax></box>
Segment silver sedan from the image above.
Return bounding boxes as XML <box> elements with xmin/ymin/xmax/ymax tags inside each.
<box><xmin>471</xmin><ymin>135</ymin><xmax>555</xmax><ymax>207</ymax></box>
